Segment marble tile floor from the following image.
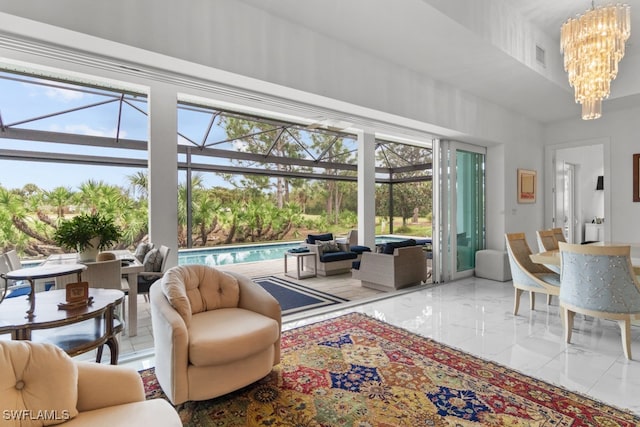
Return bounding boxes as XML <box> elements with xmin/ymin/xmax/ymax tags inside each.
<box><xmin>119</xmin><ymin>275</ymin><xmax>640</xmax><ymax>417</ymax></box>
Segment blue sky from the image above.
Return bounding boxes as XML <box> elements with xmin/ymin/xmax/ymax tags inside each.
<box><xmin>0</xmin><ymin>72</ymin><xmax>231</xmax><ymax>191</ymax></box>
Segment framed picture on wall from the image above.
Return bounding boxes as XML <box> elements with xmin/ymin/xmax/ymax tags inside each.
<box><xmin>634</xmin><ymin>154</ymin><xmax>640</xmax><ymax>202</ymax></box>
<box><xmin>517</xmin><ymin>168</ymin><xmax>537</xmax><ymax>204</ymax></box>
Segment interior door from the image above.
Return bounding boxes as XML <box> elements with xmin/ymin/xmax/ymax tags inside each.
<box><xmin>554</xmin><ymin>161</ymin><xmax>575</xmax><ymax>242</ymax></box>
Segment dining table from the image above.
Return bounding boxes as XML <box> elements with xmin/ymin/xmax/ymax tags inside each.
<box><xmin>530</xmin><ymin>242</ymin><xmax>640</xmax><ymax>276</ymax></box>
<box><xmin>44</xmin><ymin>250</ymin><xmax>143</xmax><ymax>337</ymax></box>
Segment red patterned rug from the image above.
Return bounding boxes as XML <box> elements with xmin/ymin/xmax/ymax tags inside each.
<box><xmin>141</xmin><ymin>312</ymin><xmax>639</xmax><ymax>426</ymax></box>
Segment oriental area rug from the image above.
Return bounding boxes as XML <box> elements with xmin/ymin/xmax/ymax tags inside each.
<box><xmin>141</xmin><ymin>312</ymin><xmax>640</xmax><ymax>426</ymax></box>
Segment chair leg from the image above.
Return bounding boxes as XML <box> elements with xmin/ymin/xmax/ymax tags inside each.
<box><xmin>513</xmin><ymin>288</ymin><xmax>523</xmax><ymax>315</ymax></box>
<box><xmin>562</xmin><ymin>307</ymin><xmax>574</xmax><ymax>343</ymax></box>
<box><xmin>618</xmin><ymin>320</ymin><xmax>632</xmax><ymax>360</ymax></box>
<box><xmin>96</xmin><ymin>345</ymin><xmax>104</xmax><ymax>363</ymax></box>
<box><xmin>529</xmin><ymin>291</ymin><xmax>535</xmax><ymax>311</ymax></box>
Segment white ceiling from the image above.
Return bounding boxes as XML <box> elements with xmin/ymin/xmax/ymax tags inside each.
<box><xmin>238</xmin><ymin>0</ymin><xmax>640</xmax><ymax>124</ymax></box>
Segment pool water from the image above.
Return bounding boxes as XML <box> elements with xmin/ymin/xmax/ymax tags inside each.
<box><xmin>178</xmin><ymin>235</ymin><xmax>415</xmax><ymax>266</ymax></box>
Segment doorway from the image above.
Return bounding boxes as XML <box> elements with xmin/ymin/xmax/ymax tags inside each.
<box><xmin>434</xmin><ymin>140</ymin><xmax>486</xmax><ymax>282</ymax></box>
<box><xmin>544</xmin><ymin>139</ymin><xmax>610</xmax><ymax>243</ymax></box>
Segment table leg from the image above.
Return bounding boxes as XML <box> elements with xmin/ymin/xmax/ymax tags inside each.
<box><xmin>26</xmin><ymin>279</ymin><xmax>35</xmax><ymax>319</ymax></box>
<box><xmin>126</xmin><ymin>272</ymin><xmax>138</xmax><ymax>337</ymax></box>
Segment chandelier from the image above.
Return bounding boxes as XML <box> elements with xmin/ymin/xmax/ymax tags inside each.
<box><xmin>560</xmin><ymin>3</ymin><xmax>631</xmax><ymax>120</ymax></box>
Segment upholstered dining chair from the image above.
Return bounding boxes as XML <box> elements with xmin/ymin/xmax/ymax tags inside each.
<box><xmin>551</xmin><ymin>227</ymin><xmax>566</xmax><ymax>243</ymax></box>
<box><xmin>535</xmin><ymin>229</ymin><xmax>560</xmax><ymax>273</ymax></box>
<box><xmin>505</xmin><ymin>233</ymin><xmax>560</xmax><ymax>315</ymax></box>
<box><xmin>559</xmin><ymin>242</ymin><xmax>640</xmax><ymax>359</ymax></box>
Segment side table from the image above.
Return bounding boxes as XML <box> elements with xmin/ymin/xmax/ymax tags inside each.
<box><xmin>0</xmin><ymin>288</ymin><xmax>124</xmax><ymax>364</ymax></box>
<box><xmin>2</xmin><ymin>263</ymin><xmax>86</xmax><ymax>319</ymax></box>
<box><xmin>284</xmin><ymin>251</ymin><xmax>317</xmax><ymax>279</ymax></box>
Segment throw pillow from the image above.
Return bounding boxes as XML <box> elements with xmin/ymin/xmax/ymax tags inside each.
<box><xmin>134</xmin><ymin>242</ymin><xmax>154</xmax><ymax>263</ymax></box>
<box><xmin>319</xmin><ymin>240</ymin><xmax>340</xmax><ymax>253</ymax></box>
<box><xmin>307</xmin><ymin>233</ymin><xmax>333</xmax><ymax>244</ymax></box>
<box><xmin>143</xmin><ymin>248</ymin><xmax>163</xmax><ymax>272</ymax></box>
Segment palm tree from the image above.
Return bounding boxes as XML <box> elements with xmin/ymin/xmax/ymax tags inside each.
<box><xmin>126</xmin><ymin>170</ymin><xmax>148</xmax><ymax>201</ymax></box>
<box><xmin>46</xmin><ymin>186</ymin><xmax>75</xmax><ymax>218</ymax></box>
<box><xmin>191</xmin><ymin>190</ymin><xmax>221</xmax><ymax>246</ymax></box>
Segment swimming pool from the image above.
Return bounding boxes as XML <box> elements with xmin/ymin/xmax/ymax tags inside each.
<box><xmin>177</xmin><ymin>235</ymin><xmax>416</xmax><ymax>266</ymax></box>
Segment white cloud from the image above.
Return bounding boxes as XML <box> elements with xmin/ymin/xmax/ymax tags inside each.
<box><xmin>44</xmin><ymin>87</ymin><xmax>84</xmax><ymax>102</ymax></box>
<box><xmin>49</xmin><ymin>123</ymin><xmax>127</xmax><ymax>138</ymax></box>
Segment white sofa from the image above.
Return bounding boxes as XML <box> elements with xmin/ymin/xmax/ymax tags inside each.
<box><xmin>0</xmin><ymin>340</ymin><xmax>181</xmax><ymax>427</ymax></box>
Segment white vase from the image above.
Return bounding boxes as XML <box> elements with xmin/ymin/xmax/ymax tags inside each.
<box><xmin>78</xmin><ymin>237</ymin><xmax>100</xmax><ymax>262</ymax></box>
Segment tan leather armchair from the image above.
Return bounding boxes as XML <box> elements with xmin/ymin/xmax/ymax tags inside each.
<box><xmin>150</xmin><ymin>265</ymin><xmax>281</xmax><ymax>405</ymax></box>
<box><xmin>0</xmin><ymin>340</ymin><xmax>180</xmax><ymax>427</ymax></box>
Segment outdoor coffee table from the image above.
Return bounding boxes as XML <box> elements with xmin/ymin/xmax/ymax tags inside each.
<box><xmin>284</xmin><ymin>251</ymin><xmax>317</xmax><ymax>279</ymax></box>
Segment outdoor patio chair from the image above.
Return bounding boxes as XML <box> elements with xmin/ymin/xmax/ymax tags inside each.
<box><xmin>138</xmin><ymin>244</ymin><xmax>171</xmax><ymax>301</ymax></box>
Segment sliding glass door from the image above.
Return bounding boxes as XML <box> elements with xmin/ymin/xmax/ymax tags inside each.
<box><xmin>434</xmin><ymin>141</ymin><xmax>485</xmax><ymax>281</ymax></box>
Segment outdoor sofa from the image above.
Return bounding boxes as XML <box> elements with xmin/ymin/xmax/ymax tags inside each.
<box><xmin>352</xmin><ymin>239</ymin><xmax>428</xmax><ymax>291</ymax></box>
<box><xmin>304</xmin><ymin>233</ymin><xmax>358</xmax><ymax>276</ymax></box>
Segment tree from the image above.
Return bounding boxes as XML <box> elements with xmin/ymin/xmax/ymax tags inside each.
<box><xmin>46</xmin><ymin>186</ymin><xmax>74</xmax><ymax>218</ymax></box>
<box><xmin>221</xmin><ymin>117</ymin><xmax>308</xmax><ymax>208</ymax></box>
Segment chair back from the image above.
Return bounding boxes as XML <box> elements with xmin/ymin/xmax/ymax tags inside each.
<box><xmin>97</xmin><ymin>251</ymin><xmax>117</xmax><ymax>261</ymax></box>
<box><xmin>347</xmin><ymin>229</ymin><xmax>358</xmax><ymax>246</ymax></box>
<box><xmin>551</xmin><ymin>227</ymin><xmax>566</xmax><ymax>243</ymax></box>
<box><xmin>559</xmin><ymin>242</ymin><xmax>640</xmax><ymax>315</ymax></box>
<box><xmin>56</xmin><ymin>259</ymin><xmax>123</xmax><ymax>290</ymax></box>
<box><xmin>158</xmin><ymin>245</ymin><xmax>171</xmax><ymax>273</ymax></box>
<box><xmin>536</xmin><ymin>230</ymin><xmax>558</xmax><ymax>252</ymax></box>
<box><xmin>4</xmin><ymin>250</ymin><xmax>21</xmax><ymax>270</ymax></box>
<box><xmin>0</xmin><ymin>253</ymin><xmax>11</xmax><ymax>275</ymax></box>
<box><xmin>505</xmin><ymin>233</ymin><xmax>549</xmax><ymax>275</ymax></box>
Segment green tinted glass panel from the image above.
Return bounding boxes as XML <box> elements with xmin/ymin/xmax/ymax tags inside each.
<box><xmin>456</xmin><ymin>150</ymin><xmax>485</xmax><ymax>272</ymax></box>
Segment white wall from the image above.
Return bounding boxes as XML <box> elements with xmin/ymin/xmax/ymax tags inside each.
<box><xmin>545</xmin><ymin>106</ymin><xmax>640</xmax><ymax>244</ymax></box>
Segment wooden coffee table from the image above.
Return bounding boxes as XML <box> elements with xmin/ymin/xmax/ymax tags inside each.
<box><xmin>0</xmin><ymin>288</ymin><xmax>125</xmax><ymax>364</ymax></box>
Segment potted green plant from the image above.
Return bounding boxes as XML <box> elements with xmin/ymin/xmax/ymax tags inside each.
<box><xmin>54</xmin><ymin>213</ymin><xmax>122</xmax><ymax>261</ymax></box>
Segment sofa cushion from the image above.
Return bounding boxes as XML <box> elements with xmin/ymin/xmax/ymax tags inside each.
<box><xmin>352</xmin><ymin>261</ymin><xmax>361</xmax><ymax>270</ymax></box>
<box><xmin>319</xmin><ymin>251</ymin><xmax>358</xmax><ymax>262</ymax></box>
<box><xmin>319</xmin><ymin>240</ymin><xmax>340</xmax><ymax>253</ymax></box>
<box><xmin>0</xmin><ymin>341</ymin><xmax>79</xmax><ymax>425</ymax></box>
<box><xmin>306</xmin><ymin>233</ymin><xmax>333</xmax><ymax>244</ymax></box>
<box><xmin>188</xmin><ymin>308</ymin><xmax>280</xmax><ymax>366</ymax></box>
<box><xmin>143</xmin><ymin>248</ymin><xmax>163</xmax><ymax>272</ymax></box>
<box><xmin>161</xmin><ymin>265</ymin><xmax>240</xmax><ymax>326</ymax></box>
<box><xmin>349</xmin><ymin>245</ymin><xmax>371</xmax><ymax>255</ymax></box>
<box><xmin>134</xmin><ymin>242</ymin><xmax>154</xmax><ymax>263</ymax></box>
<box><xmin>65</xmin><ymin>400</ymin><xmax>180</xmax><ymax>427</ymax></box>
<box><xmin>381</xmin><ymin>239</ymin><xmax>417</xmax><ymax>255</ymax></box>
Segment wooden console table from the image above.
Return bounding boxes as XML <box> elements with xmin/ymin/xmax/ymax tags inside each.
<box><xmin>0</xmin><ymin>288</ymin><xmax>124</xmax><ymax>364</ymax></box>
